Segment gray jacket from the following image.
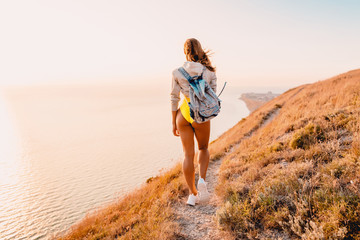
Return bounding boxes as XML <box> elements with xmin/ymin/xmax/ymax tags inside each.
<box><xmin>171</xmin><ymin>61</ymin><xmax>217</xmax><ymax>111</ymax></box>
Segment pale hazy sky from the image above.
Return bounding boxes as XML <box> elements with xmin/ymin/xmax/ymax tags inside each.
<box><xmin>0</xmin><ymin>0</ymin><xmax>359</xmax><ymax>89</ymax></box>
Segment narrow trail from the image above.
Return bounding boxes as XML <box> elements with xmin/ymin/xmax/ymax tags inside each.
<box><xmin>173</xmin><ymin>108</ymin><xmax>281</xmax><ymax>240</ymax></box>
<box><xmin>173</xmin><ymin>157</ymin><xmax>231</xmax><ymax>240</ymax></box>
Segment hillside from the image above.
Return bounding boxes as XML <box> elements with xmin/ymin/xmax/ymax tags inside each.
<box><xmin>56</xmin><ymin>69</ymin><xmax>360</xmax><ymax>239</ymax></box>
<box><xmin>214</xmin><ymin>69</ymin><xmax>360</xmax><ymax>239</ymax></box>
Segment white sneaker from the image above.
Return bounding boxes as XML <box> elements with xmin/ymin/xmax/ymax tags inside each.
<box><xmin>197</xmin><ymin>178</ymin><xmax>210</xmax><ymax>203</ymax></box>
<box><xmin>186</xmin><ymin>193</ymin><xmax>200</xmax><ymax>206</ymax></box>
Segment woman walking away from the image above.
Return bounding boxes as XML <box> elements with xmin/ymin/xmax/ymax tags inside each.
<box><xmin>170</xmin><ymin>38</ymin><xmax>217</xmax><ymax>206</ymax></box>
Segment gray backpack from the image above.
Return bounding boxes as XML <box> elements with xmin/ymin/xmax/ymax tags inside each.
<box><xmin>178</xmin><ymin>67</ymin><xmax>222</xmax><ymax>123</ymax></box>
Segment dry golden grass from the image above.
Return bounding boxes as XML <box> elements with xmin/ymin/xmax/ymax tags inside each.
<box><xmin>216</xmin><ymin>69</ymin><xmax>360</xmax><ymax>239</ymax></box>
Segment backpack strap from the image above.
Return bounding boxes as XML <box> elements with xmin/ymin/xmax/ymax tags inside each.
<box><xmin>178</xmin><ymin>67</ymin><xmax>192</xmax><ymax>81</ymax></box>
<box><xmin>217</xmin><ymin>82</ymin><xmax>227</xmax><ymax>97</ymax></box>
<box><xmin>178</xmin><ymin>66</ymin><xmax>205</xmax><ymax>82</ymax></box>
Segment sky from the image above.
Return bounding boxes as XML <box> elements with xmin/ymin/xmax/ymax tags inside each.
<box><xmin>0</xmin><ymin>0</ymin><xmax>359</xmax><ymax>89</ymax></box>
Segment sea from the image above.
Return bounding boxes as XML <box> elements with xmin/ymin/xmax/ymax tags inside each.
<box><xmin>0</xmin><ymin>84</ymin><xmax>250</xmax><ymax>239</ymax></box>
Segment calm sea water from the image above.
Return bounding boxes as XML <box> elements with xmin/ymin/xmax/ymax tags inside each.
<box><xmin>0</xmin><ymin>84</ymin><xmax>249</xmax><ymax>239</ymax></box>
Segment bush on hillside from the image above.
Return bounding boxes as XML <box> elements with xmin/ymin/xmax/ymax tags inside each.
<box><xmin>290</xmin><ymin>123</ymin><xmax>325</xmax><ymax>150</ymax></box>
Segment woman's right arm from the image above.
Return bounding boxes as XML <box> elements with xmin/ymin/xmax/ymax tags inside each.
<box><xmin>171</xmin><ymin>71</ymin><xmax>181</xmax><ymax>137</ymax></box>
<box><xmin>172</xmin><ymin>110</ymin><xmax>179</xmax><ymax>136</ymax></box>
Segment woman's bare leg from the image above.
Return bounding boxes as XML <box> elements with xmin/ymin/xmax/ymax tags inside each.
<box><xmin>176</xmin><ymin>111</ymin><xmax>197</xmax><ymax>195</ymax></box>
<box><xmin>192</xmin><ymin>121</ymin><xmax>210</xmax><ymax>180</ymax></box>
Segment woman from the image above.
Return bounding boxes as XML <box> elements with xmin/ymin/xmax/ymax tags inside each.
<box><xmin>170</xmin><ymin>38</ymin><xmax>217</xmax><ymax>206</ymax></box>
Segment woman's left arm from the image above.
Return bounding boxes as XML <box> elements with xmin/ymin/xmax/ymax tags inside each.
<box><xmin>210</xmin><ymin>72</ymin><xmax>217</xmax><ymax>93</ymax></box>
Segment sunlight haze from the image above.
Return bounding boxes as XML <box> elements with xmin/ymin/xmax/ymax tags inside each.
<box><xmin>0</xmin><ymin>0</ymin><xmax>359</xmax><ymax>89</ymax></box>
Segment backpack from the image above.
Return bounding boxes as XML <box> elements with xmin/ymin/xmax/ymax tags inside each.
<box><xmin>178</xmin><ymin>66</ymin><xmax>221</xmax><ymax>123</ymax></box>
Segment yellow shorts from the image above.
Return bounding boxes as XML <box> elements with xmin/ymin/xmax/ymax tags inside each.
<box><xmin>180</xmin><ymin>97</ymin><xmax>194</xmax><ymax>124</ymax></box>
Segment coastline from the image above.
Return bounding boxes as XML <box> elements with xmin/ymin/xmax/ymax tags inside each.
<box><xmin>240</xmin><ymin>92</ymin><xmax>279</xmax><ymax>112</ymax></box>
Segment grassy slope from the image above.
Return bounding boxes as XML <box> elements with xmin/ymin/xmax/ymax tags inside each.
<box><xmin>216</xmin><ymin>69</ymin><xmax>360</xmax><ymax>239</ymax></box>
<box><xmin>57</xmin><ymin>69</ymin><xmax>360</xmax><ymax>239</ymax></box>
<box><xmin>55</xmin><ymin>163</ymin><xmax>187</xmax><ymax>240</ymax></box>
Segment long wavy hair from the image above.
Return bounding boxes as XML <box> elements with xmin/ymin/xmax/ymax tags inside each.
<box><xmin>184</xmin><ymin>38</ymin><xmax>216</xmax><ymax>72</ymax></box>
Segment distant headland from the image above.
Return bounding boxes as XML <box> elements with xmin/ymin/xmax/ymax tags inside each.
<box><xmin>240</xmin><ymin>91</ymin><xmax>280</xmax><ymax>112</ymax></box>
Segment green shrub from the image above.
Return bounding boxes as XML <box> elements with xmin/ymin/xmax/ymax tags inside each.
<box><xmin>270</xmin><ymin>142</ymin><xmax>284</xmax><ymax>152</ymax></box>
<box><xmin>290</xmin><ymin>123</ymin><xmax>325</xmax><ymax>149</ymax></box>
<box><xmin>216</xmin><ymin>197</ymin><xmax>254</xmax><ymax>238</ymax></box>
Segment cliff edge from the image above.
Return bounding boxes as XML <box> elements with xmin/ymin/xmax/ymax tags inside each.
<box><xmin>57</xmin><ymin>69</ymin><xmax>360</xmax><ymax>240</ymax></box>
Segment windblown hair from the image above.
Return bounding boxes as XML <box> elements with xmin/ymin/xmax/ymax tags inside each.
<box><xmin>184</xmin><ymin>38</ymin><xmax>216</xmax><ymax>72</ymax></box>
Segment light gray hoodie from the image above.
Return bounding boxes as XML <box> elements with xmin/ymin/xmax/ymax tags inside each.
<box><xmin>170</xmin><ymin>61</ymin><xmax>217</xmax><ymax>111</ymax></box>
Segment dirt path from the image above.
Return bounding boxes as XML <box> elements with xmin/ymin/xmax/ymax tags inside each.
<box><xmin>173</xmin><ymin>107</ymin><xmax>281</xmax><ymax>240</ymax></box>
<box><xmin>173</xmin><ymin>157</ymin><xmax>233</xmax><ymax>240</ymax></box>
